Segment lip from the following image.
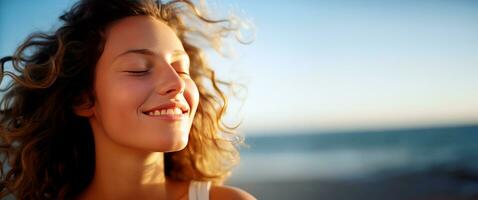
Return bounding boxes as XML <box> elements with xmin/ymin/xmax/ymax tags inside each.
<box><xmin>147</xmin><ymin>113</ymin><xmax>186</xmax><ymax>121</ymax></box>
<box><xmin>142</xmin><ymin>102</ymin><xmax>190</xmax><ymax>116</ymax></box>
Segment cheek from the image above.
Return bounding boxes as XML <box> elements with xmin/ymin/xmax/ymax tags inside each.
<box><xmin>107</xmin><ymin>80</ymin><xmax>145</xmax><ymax>102</ymax></box>
<box><xmin>95</xmin><ymin>77</ymin><xmax>150</xmax><ymax>127</ymax></box>
<box><xmin>114</xmin><ymin>81</ymin><xmax>150</xmax><ymax>106</ymax></box>
<box><xmin>185</xmin><ymin>80</ymin><xmax>200</xmax><ymax>116</ymax></box>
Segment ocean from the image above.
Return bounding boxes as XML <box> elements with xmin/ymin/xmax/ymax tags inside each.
<box><xmin>229</xmin><ymin>124</ymin><xmax>478</xmax><ymax>200</ymax></box>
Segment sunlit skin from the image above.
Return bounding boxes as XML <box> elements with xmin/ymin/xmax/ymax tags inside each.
<box><xmin>75</xmin><ymin>16</ymin><xmax>255</xmax><ymax>200</ymax></box>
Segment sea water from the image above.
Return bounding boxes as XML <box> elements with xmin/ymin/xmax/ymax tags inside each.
<box><xmin>231</xmin><ymin>124</ymin><xmax>478</xmax><ymax>182</ymax></box>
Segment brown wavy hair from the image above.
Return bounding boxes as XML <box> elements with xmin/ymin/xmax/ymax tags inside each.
<box><xmin>0</xmin><ymin>0</ymin><xmax>246</xmax><ymax>199</ymax></box>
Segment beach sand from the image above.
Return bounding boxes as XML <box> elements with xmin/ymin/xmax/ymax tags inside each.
<box><xmin>228</xmin><ymin>171</ymin><xmax>478</xmax><ymax>200</ymax></box>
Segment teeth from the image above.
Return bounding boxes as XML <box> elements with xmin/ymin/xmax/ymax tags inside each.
<box><xmin>146</xmin><ymin>107</ymin><xmax>184</xmax><ymax>116</ymax></box>
<box><xmin>166</xmin><ymin>109</ymin><xmax>174</xmax><ymax>115</ymax></box>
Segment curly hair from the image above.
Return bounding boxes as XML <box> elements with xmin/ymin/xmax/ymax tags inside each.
<box><xmin>0</xmin><ymin>0</ymin><xmax>245</xmax><ymax>199</ymax></box>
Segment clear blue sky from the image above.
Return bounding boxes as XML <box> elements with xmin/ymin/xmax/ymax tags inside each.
<box><xmin>1</xmin><ymin>0</ymin><xmax>477</xmax><ymax>134</ymax></box>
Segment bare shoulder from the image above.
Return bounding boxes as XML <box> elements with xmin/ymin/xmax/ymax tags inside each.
<box><xmin>210</xmin><ymin>185</ymin><xmax>256</xmax><ymax>200</ymax></box>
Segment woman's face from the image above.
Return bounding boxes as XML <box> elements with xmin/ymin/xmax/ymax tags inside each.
<box><xmin>85</xmin><ymin>16</ymin><xmax>199</xmax><ymax>152</ymax></box>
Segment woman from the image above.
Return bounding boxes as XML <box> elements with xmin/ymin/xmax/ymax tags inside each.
<box><xmin>0</xmin><ymin>0</ymin><xmax>254</xmax><ymax>199</ymax></box>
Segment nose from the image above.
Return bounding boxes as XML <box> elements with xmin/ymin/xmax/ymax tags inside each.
<box><xmin>155</xmin><ymin>64</ymin><xmax>185</xmax><ymax>97</ymax></box>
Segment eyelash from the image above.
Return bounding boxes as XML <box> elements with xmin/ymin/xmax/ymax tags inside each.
<box><xmin>125</xmin><ymin>70</ymin><xmax>190</xmax><ymax>76</ymax></box>
<box><xmin>177</xmin><ymin>71</ymin><xmax>190</xmax><ymax>76</ymax></box>
<box><xmin>125</xmin><ymin>70</ymin><xmax>149</xmax><ymax>76</ymax></box>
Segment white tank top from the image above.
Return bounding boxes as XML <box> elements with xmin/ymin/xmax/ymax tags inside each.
<box><xmin>188</xmin><ymin>181</ymin><xmax>211</xmax><ymax>200</ymax></box>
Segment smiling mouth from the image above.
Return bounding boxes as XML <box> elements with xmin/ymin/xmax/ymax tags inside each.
<box><xmin>144</xmin><ymin>107</ymin><xmax>184</xmax><ymax>116</ymax></box>
<box><xmin>142</xmin><ymin>107</ymin><xmax>188</xmax><ymax>121</ymax></box>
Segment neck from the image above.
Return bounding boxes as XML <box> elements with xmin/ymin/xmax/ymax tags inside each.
<box><xmin>80</xmin><ymin>128</ymin><xmax>170</xmax><ymax>199</ymax></box>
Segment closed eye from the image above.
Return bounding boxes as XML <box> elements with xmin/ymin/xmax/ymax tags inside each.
<box><xmin>177</xmin><ymin>71</ymin><xmax>190</xmax><ymax>76</ymax></box>
<box><xmin>123</xmin><ymin>70</ymin><xmax>189</xmax><ymax>77</ymax></box>
<box><xmin>124</xmin><ymin>70</ymin><xmax>149</xmax><ymax>76</ymax></box>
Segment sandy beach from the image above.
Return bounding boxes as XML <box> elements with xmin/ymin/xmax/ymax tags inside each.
<box><xmin>229</xmin><ymin>170</ymin><xmax>478</xmax><ymax>200</ymax></box>
<box><xmin>229</xmin><ymin>125</ymin><xmax>478</xmax><ymax>200</ymax></box>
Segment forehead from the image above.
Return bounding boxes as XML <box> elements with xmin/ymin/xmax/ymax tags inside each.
<box><xmin>101</xmin><ymin>15</ymin><xmax>184</xmax><ymax>59</ymax></box>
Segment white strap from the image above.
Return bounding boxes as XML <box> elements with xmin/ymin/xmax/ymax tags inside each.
<box><xmin>188</xmin><ymin>181</ymin><xmax>211</xmax><ymax>200</ymax></box>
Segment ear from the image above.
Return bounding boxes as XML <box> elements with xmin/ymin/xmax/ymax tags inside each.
<box><xmin>73</xmin><ymin>93</ymin><xmax>95</xmax><ymax>118</ymax></box>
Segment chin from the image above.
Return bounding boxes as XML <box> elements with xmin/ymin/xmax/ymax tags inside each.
<box><xmin>164</xmin><ymin>141</ymin><xmax>188</xmax><ymax>152</ymax></box>
<box><xmin>150</xmin><ymin>133</ymin><xmax>189</xmax><ymax>153</ymax></box>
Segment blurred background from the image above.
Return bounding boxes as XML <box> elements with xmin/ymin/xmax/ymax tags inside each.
<box><xmin>1</xmin><ymin>0</ymin><xmax>477</xmax><ymax>199</ymax></box>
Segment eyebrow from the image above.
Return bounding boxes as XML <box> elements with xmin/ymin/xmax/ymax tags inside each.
<box><xmin>113</xmin><ymin>48</ymin><xmax>188</xmax><ymax>61</ymax></box>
